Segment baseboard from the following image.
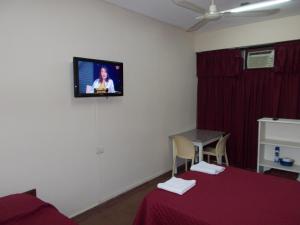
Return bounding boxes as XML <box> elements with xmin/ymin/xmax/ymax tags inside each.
<box><xmin>69</xmin><ymin>202</ymin><xmax>101</xmax><ymax>219</ymax></box>
<box><xmin>70</xmin><ymin>168</ymin><xmax>171</xmax><ymax>218</ymax></box>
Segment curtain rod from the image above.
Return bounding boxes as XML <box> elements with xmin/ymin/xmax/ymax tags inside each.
<box><xmin>196</xmin><ymin>38</ymin><xmax>300</xmax><ymax>53</ymax></box>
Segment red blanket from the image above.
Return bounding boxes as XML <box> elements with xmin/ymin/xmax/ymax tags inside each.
<box><xmin>133</xmin><ymin>167</ymin><xmax>300</xmax><ymax>225</ymax></box>
<box><xmin>0</xmin><ymin>194</ymin><xmax>77</xmax><ymax>225</ymax></box>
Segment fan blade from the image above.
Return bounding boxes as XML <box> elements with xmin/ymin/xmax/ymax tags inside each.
<box><xmin>222</xmin><ymin>9</ymin><xmax>280</xmax><ymax>17</ymax></box>
<box><xmin>171</xmin><ymin>0</ymin><xmax>206</xmax><ymax>14</ymax></box>
<box><xmin>187</xmin><ymin>18</ymin><xmax>209</xmax><ymax>32</ymax></box>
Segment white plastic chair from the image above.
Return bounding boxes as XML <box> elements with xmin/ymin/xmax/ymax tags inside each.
<box><xmin>172</xmin><ymin>136</ymin><xmax>195</xmax><ymax>176</ymax></box>
<box><xmin>203</xmin><ymin>133</ymin><xmax>230</xmax><ymax>166</ymax></box>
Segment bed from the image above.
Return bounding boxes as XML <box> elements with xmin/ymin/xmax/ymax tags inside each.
<box><xmin>133</xmin><ymin>167</ymin><xmax>300</xmax><ymax>225</ymax></box>
<box><xmin>0</xmin><ymin>190</ymin><xmax>78</xmax><ymax>225</ymax></box>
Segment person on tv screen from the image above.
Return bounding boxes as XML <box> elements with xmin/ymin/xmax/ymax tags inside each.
<box><xmin>90</xmin><ymin>66</ymin><xmax>115</xmax><ymax>94</ymax></box>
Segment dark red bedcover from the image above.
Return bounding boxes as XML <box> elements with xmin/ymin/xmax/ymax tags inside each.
<box><xmin>133</xmin><ymin>167</ymin><xmax>300</xmax><ymax>225</ymax></box>
<box><xmin>0</xmin><ymin>194</ymin><xmax>77</xmax><ymax>225</ymax></box>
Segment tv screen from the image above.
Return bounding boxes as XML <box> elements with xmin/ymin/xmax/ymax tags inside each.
<box><xmin>73</xmin><ymin>57</ymin><xmax>123</xmax><ymax>97</ymax></box>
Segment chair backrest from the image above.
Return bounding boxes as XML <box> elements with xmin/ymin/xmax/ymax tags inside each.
<box><xmin>173</xmin><ymin>136</ymin><xmax>195</xmax><ymax>160</ymax></box>
<box><xmin>215</xmin><ymin>133</ymin><xmax>230</xmax><ymax>156</ymax></box>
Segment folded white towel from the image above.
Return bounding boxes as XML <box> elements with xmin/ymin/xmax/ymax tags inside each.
<box><xmin>190</xmin><ymin>161</ymin><xmax>225</xmax><ymax>175</ymax></box>
<box><xmin>157</xmin><ymin>177</ymin><xmax>196</xmax><ymax>195</ymax></box>
<box><xmin>190</xmin><ymin>164</ymin><xmax>218</xmax><ymax>174</ymax></box>
<box><xmin>200</xmin><ymin>161</ymin><xmax>225</xmax><ymax>172</ymax></box>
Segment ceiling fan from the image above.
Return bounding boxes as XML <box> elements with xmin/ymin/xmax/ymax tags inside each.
<box><xmin>172</xmin><ymin>0</ymin><xmax>291</xmax><ymax>31</ymax></box>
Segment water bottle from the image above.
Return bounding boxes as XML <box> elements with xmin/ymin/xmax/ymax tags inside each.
<box><xmin>274</xmin><ymin>146</ymin><xmax>280</xmax><ymax>163</ymax></box>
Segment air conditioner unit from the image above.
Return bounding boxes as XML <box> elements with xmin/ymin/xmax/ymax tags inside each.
<box><xmin>246</xmin><ymin>49</ymin><xmax>275</xmax><ymax>69</ymax></box>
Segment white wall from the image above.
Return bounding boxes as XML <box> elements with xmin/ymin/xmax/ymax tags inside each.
<box><xmin>194</xmin><ymin>14</ymin><xmax>300</xmax><ymax>52</ymax></box>
<box><xmin>0</xmin><ymin>0</ymin><xmax>197</xmax><ymax>217</ymax></box>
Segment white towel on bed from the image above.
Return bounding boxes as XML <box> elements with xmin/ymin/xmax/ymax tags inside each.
<box><xmin>157</xmin><ymin>177</ymin><xmax>196</xmax><ymax>195</ymax></box>
<box><xmin>190</xmin><ymin>161</ymin><xmax>225</xmax><ymax>175</ymax></box>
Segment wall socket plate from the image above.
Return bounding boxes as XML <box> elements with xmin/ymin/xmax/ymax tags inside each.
<box><xmin>96</xmin><ymin>146</ymin><xmax>104</xmax><ymax>155</ymax></box>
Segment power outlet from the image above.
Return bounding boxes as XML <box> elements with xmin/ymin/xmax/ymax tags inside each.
<box><xmin>96</xmin><ymin>146</ymin><xmax>104</xmax><ymax>155</ymax></box>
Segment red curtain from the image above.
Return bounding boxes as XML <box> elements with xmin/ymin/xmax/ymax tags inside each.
<box><xmin>197</xmin><ymin>49</ymin><xmax>243</xmax><ymax>77</ymax></box>
<box><xmin>197</xmin><ymin>39</ymin><xmax>300</xmax><ymax>169</ymax></box>
<box><xmin>275</xmin><ymin>40</ymin><xmax>300</xmax><ymax>119</ymax></box>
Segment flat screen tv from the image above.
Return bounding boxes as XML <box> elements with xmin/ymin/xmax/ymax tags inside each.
<box><xmin>73</xmin><ymin>57</ymin><xmax>123</xmax><ymax>97</ymax></box>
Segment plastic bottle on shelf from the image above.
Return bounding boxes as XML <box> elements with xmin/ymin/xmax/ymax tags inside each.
<box><xmin>274</xmin><ymin>146</ymin><xmax>280</xmax><ymax>163</ymax></box>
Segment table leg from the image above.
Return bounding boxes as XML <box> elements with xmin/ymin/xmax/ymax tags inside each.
<box><xmin>172</xmin><ymin>139</ymin><xmax>177</xmax><ymax>175</ymax></box>
<box><xmin>170</xmin><ymin>138</ymin><xmax>177</xmax><ymax>175</ymax></box>
<box><xmin>193</xmin><ymin>143</ymin><xmax>203</xmax><ymax>163</ymax></box>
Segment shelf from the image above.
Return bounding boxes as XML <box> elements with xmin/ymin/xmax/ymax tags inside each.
<box><xmin>258</xmin><ymin>118</ymin><xmax>300</xmax><ymax>125</ymax></box>
<box><xmin>259</xmin><ymin>160</ymin><xmax>300</xmax><ymax>173</ymax></box>
<box><xmin>257</xmin><ymin>117</ymin><xmax>300</xmax><ymax>177</ymax></box>
<box><xmin>260</xmin><ymin>139</ymin><xmax>300</xmax><ymax>149</ymax></box>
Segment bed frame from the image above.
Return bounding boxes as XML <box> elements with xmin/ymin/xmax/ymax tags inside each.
<box><xmin>24</xmin><ymin>189</ymin><xmax>37</xmax><ymax>197</ymax></box>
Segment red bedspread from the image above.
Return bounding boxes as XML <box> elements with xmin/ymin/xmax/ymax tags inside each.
<box><xmin>133</xmin><ymin>167</ymin><xmax>300</xmax><ymax>225</ymax></box>
<box><xmin>0</xmin><ymin>194</ymin><xmax>77</xmax><ymax>225</ymax></box>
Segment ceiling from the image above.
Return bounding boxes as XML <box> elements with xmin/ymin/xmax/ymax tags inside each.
<box><xmin>104</xmin><ymin>0</ymin><xmax>300</xmax><ymax>32</ymax></box>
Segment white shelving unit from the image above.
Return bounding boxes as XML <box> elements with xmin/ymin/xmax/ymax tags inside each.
<box><xmin>257</xmin><ymin>118</ymin><xmax>300</xmax><ymax>181</ymax></box>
